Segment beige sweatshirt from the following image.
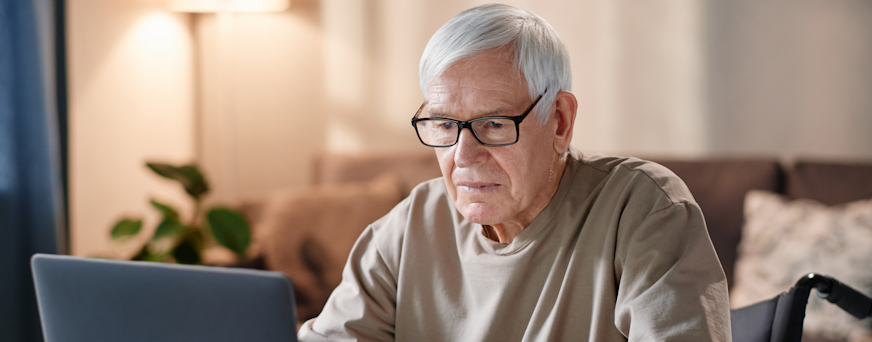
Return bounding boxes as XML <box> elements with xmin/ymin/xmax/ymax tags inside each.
<box><xmin>298</xmin><ymin>150</ymin><xmax>731</xmax><ymax>341</ymax></box>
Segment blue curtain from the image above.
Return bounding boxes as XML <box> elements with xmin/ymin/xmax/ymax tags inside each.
<box><xmin>0</xmin><ymin>0</ymin><xmax>65</xmax><ymax>341</ymax></box>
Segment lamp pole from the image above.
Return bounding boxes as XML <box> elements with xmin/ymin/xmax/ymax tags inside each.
<box><xmin>170</xmin><ymin>0</ymin><xmax>289</xmax><ymax>205</ymax></box>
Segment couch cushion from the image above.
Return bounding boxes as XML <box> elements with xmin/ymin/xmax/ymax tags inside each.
<box><xmin>251</xmin><ymin>174</ymin><xmax>404</xmax><ymax>321</ymax></box>
<box><xmin>652</xmin><ymin>159</ymin><xmax>782</xmax><ymax>288</ymax></box>
<box><xmin>786</xmin><ymin>161</ymin><xmax>872</xmax><ymax>206</ymax></box>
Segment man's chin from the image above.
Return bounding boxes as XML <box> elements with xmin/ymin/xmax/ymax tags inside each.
<box><xmin>455</xmin><ymin>201</ymin><xmax>507</xmax><ymax>225</ymax></box>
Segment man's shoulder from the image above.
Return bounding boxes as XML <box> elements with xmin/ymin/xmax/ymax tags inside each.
<box><xmin>394</xmin><ymin>177</ymin><xmax>453</xmax><ymax>218</ymax></box>
<box><xmin>366</xmin><ymin>177</ymin><xmax>458</xmax><ymax>268</ymax></box>
<box><xmin>571</xmin><ymin>150</ymin><xmax>696</xmax><ymax>209</ymax></box>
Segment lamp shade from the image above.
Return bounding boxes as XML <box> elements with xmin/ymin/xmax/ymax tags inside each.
<box><xmin>169</xmin><ymin>0</ymin><xmax>289</xmax><ymax>13</ymax></box>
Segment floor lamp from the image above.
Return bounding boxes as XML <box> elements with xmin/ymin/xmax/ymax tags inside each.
<box><xmin>169</xmin><ymin>0</ymin><xmax>289</xmax><ymax>204</ymax></box>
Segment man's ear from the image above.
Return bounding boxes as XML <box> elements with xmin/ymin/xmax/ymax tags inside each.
<box><xmin>551</xmin><ymin>91</ymin><xmax>577</xmax><ymax>154</ymax></box>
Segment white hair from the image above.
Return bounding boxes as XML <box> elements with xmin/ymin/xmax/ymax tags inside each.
<box><xmin>419</xmin><ymin>4</ymin><xmax>572</xmax><ymax>124</ymax></box>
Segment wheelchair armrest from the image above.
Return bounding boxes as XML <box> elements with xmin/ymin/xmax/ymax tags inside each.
<box><xmin>795</xmin><ymin>273</ymin><xmax>872</xmax><ymax>320</ymax></box>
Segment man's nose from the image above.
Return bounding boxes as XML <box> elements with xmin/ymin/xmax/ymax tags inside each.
<box><xmin>454</xmin><ymin>128</ymin><xmax>486</xmax><ymax>168</ymax></box>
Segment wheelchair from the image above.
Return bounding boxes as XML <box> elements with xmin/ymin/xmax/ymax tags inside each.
<box><xmin>731</xmin><ymin>273</ymin><xmax>872</xmax><ymax>342</ymax></box>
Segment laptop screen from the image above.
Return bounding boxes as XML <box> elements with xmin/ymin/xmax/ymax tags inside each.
<box><xmin>31</xmin><ymin>254</ymin><xmax>298</xmax><ymax>342</ymax></box>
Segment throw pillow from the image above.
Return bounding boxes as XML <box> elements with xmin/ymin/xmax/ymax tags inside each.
<box><xmin>731</xmin><ymin>190</ymin><xmax>872</xmax><ymax>340</ymax></box>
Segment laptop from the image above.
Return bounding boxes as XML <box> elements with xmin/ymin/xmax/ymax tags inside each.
<box><xmin>31</xmin><ymin>254</ymin><xmax>298</xmax><ymax>342</ymax></box>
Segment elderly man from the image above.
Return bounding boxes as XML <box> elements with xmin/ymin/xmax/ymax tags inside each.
<box><xmin>299</xmin><ymin>4</ymin><xmax>730</xmax><ymax>341</ymax></box>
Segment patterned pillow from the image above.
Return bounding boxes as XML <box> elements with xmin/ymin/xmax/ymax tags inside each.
<box><xmin>731</xmin><ymin>190</ymin><xmax>872</xmax><ymax>340</ymax></box>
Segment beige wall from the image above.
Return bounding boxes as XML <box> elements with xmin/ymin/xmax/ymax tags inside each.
<box><xmin>69</xmin><ymin>0</ymin><xmax>872</xmax><ymax>256</ymax></box>
<box><xmin>706</xmin><ymin>0</ymin><xmax>872</xmax><ymax>159</ymax></box>
<box><xmin>196</xmin><ymin>0</ymin><xmax>331</xmax><ymax>204</ymax></box>
<box><xmin>68</xmin><ymin>0</ymin><xmax>196</xmax><ymax>257</ymax></box>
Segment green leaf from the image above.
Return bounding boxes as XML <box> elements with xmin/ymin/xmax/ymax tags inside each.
<box><xmin>150</xmin><ymin>199</ymin><xmax>180</xmax><ymax>221</ymax></box>
<box><xmin>131</xmin><ymin>245</ymin><xmax>149</xmax><ymax>261</ymax></box>
<box><xmin>146</xmin><ymin>162</ymin><xmax>210</xmax><ymax>198</ymax></box>
<box><xmin>173</xmin><ymin>239</ymin><xmax>202</xmax><ymax>265</ymax></box>
<box><xmin>110</xmin><ymin>218</ymin><xmax>142</xmax><ymax>240</ymax></box>
<box><xmin>152</xmin><ymin>219</ymin><xmax>187</xmax><ymax>240</ymax></box>
<box><xmin>143</xmin><ymin>251</ymin><xmax>170</xmax><ymax>262</ymax></box>
<box><xmin>206</xmin><ymin>208</ymin><xmax>251</xmax><ymax>257</ymax></box>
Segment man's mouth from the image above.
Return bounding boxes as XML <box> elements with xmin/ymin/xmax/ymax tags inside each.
<box><xmin>455</xmin><ymin>182</ymin><xmax>501</xmax><ymax>193</ymax></box>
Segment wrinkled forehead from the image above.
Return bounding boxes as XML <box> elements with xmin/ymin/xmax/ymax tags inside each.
<box><xmin>425</xmin><ymin>50</ymin><xmax>529</xmax><ymax>117</ymax></box>
<box><xmin>427</xmin><ymin>49</ymin><xmax>524</xmax><ymax>93</ymax></box>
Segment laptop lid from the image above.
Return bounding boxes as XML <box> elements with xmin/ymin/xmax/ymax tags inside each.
<box><xmin>31</xmin><ymin>254</ymin><xmax>298</xmax><ymax>342</ymax></box>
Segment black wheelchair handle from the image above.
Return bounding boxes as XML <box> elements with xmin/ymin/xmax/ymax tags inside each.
<box><xmin>795</xmin><ymin>273</ymin><xmax>872</xmax><ymax>320</ymax></box>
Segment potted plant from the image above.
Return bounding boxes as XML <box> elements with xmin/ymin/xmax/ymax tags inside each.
<box><xmin>109</xmin><ymin>162</ymin><xmax>251</xmax><ymax>264</ymax></box>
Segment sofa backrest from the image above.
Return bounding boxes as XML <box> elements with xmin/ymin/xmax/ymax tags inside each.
<box><xmin>785</xmin><ymin>160</ymin><xmax>872</xmax><ymax>206</ymax></box>
<box><xmin>312</xmin><ymin>149</ymin><xmax>443</xmax><ymax>196</ymax></box>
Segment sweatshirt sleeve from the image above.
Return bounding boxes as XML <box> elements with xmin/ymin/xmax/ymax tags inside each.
<box><xmin>613</xmin><ymin>201</ymin><xmax>732</xmax><ymax>342</ymax></box>
<box><xmin>298</xmin><ymin>225</ymin><xmax>398</xmax><ymax>342</ymax></box>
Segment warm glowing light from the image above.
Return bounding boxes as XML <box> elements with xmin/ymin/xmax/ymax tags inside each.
<box><xmin>168</xmin><ymin>0</ymin><xmax>289</xmax><ymax>13</ymax></box>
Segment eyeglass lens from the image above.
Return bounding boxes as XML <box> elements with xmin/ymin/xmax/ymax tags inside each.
<box><xmin>414</xmin><ymin>115</ymin><xmax>517</xmax><ymax>146</ymax></box>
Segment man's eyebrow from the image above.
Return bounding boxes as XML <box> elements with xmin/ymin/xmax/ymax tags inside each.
<box><xmin>428</xmin><ymin>110</ymin><xmax>450</xmax><ymax>118</ymax></box>
<box><xmin>479</xmin><ymin>107</ymin><xmax>511</xmax><ymax>117</ymax></box>
<box><xmin>427</xmin><ymin>107</ymin><xmax>511</xmax><ymax>119</ymax></box>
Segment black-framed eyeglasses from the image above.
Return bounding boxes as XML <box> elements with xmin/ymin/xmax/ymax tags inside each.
<box><xmin>410</xmin><ymin>90</ymin><xmax>546</xmax><ymax>147</ymax></box>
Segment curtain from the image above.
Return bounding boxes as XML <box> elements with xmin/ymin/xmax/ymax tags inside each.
<box><xmin>0</xmin><ymin>0</ymin><xmax>66</xmax><ymax>341</ymax></box>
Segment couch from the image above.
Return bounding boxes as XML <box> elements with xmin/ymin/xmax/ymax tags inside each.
<box><xmin>239</xmin><ymin>150</ymin><xmax>872</xmax><ymax>335</ymax></box>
